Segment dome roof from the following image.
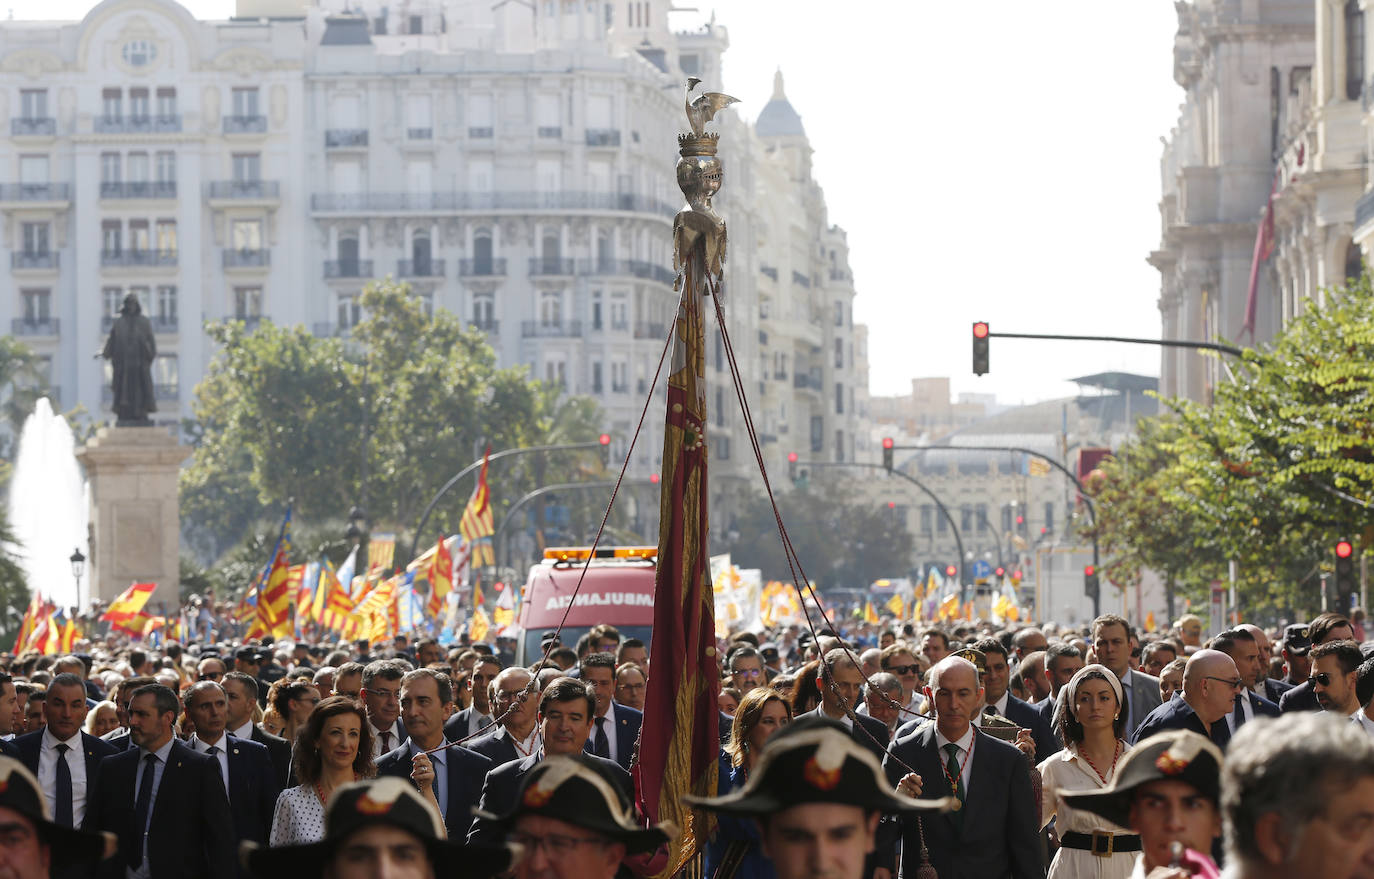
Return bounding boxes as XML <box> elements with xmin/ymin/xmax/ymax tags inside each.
<box><xmin>755</xmin><ymin>70</ymin><xmax>806</xmax><ymax>138</ymax></box>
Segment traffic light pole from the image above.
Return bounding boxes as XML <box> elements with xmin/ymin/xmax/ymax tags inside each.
<box><xmin>494</xmin><ymin>480</ymin><xmax>618</xmax><ymax>568</ymax></box>
<box><xmin>407</xmin><ymin>439</ymin><xmax>611</xmax><ymax>567</ymax></box>
<box><xmin>912</xmin><ymin>444</ymin><xmax>1102</xmax><ymax>617</ymax></box>
<box><xmin>794</xmin><ymin>460</ymin><xmax>970</xmax><ymax>606</ymax></box>
<box><xmin>986</xmin><ymin>330</ymin><xmax>1244</xmax><ymax>357</ymax></box>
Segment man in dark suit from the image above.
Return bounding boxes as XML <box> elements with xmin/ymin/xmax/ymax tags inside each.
<box><xmin>468</xmin><ymin>676</ymin><xmax>631</xmax><ymax>847</ymax></box>
<box><xmin>802</xmin><ymin>648</ymin><xmax>890</xmax><ymax>761</ymax></box>
<box><xmin>0</xmin><ymin>672</ymin><xmax>22</xmax><ymax>759</ymax></box>
<box><xmin>1093</xmin><ymin>614</ymin><xmax>1162</xmax><ymax>735</ymax></box>
<box><xmin>577</xmin><ymin>652</ymin><xmax>642</xmax><ymax>771</ymax></box>
<box><xmin>222</xmin><ymin>671</ymin><xmax>292</xmax><ymax>788</ymax></box>
<box><xmin>360</xmin><ymin>660</ymin><xmax>409</xmax><ymax>758</ymax></box>
<box><xmin>466</xmin><ymin>668</ymin><xmax>539</xmax><ymax>767</ymax></box>
<box><xmin>1235</xmin><ymin>623</ymin><xmax>1293</xmax><ymax>703</ymax></box>
<box><xmin>1132</xmin><ymin>650</ymin><xmax>1239</xmax><ymax>751</ymax></box>
<box><xmin>971</xmin><ymin>639</ymin><xmax>1058</xmax><ymax>762</ymax></box>
<box><xmin>1035</xmin><ymin>643</ymin><xmax>1084</xmax><ymax>731</ymax></box>
<box><xmin>183</xmin><ymin>680</ymin><xmax>280</xmax><ymax>846</ymax></box>
<box><xmin>376</xmin><ymin>668</ymin><xmax>492</xmax><ymax>839</ymax></box>
<box><xmin>443</xmin><ymin>655</ymin><xmax>500</xmax><ymax>742</ymax></box>
<box><xmin>1279</xmin><ymin>613</ymin><xmax>1356</xmax><ymax>713</ymax></box>
<box><xmin>1212</xmin><ymin>628</ymin><xmax>1281</xmax><ymax>734</ymax></box>
<box><xmin>882</xmin><ymin>655</ymin><xmax>1041</xmax><ymax>879</ymax></box>
<box><xmin>84</xmin><ymin>683</ymin><xmax>234</xmax><ymax>879</ymax></box>
<box><xmin>12</xmin><ymin>672</ymin><xmax>117</xmax><ymax>828</ymax></box>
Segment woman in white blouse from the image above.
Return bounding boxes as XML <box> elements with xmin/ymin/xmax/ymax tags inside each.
<box><xmin>1037</xmin><ymin>664</ymin><xmax>1136</xmax><ymax>879</ymax></box>
<box><xmin>270</xmin><ymin>696</ymin><xmax>378</xmax><ymax>845</ymax></box>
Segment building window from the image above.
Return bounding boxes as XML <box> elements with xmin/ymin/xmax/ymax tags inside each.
<box><xmin>232</xmin><ymin>153</ymin><xmax>261</xmax><ymax>183</ymax></box>
<box><xmin>102</xmin><ymin>287</ymin><xmax>122</xmax><ymax>319</ymax></box>
<box><xmin>338</xmin><ymin>294</ymin><xmax>361</xmax><ymax>329</ymax></box>
<box><xmin>155</xmin><ymin>220</ymin><xmax>177</xmax><ymax>257</ymax></box>
<box><xmin>127</xmin><ymin>286</ymin><xmax>151</xmax><ymax>315</ymax></box>
<box><xmin>128</xmin><ymin>220</ymin><xmax>150</xmax><ymax>254</ymax></box>
<box><xmin>232</xmin><ymin>87</ymin><xmax>260</xmax><ymax>118</ymax></box>
<box><xmin>338</xmin><ymin>237</ymin><xmax>360</xmax><ymax>272</ymax></box>
<box><xmin>156</xmin><ymin>152</ymin><xmax>176</xmax><ymax>183</ymax></box>
<box><xmin>157</xmin><ymin>285</ymin><xmax>177</xmax><ymax>322</ymax></box>
<box><xmin>127</xmin><ymin>152</ymin><xmax>149</xmax><ymax>183</ymax></box>
<box><xmin>101</xmin><ymin>88</ymin><xmax>121</xmax><ymax>120</ymax></box>
<box><xmin>1348</xmin><ymin>0</ymin><xmax>1365</xmax><ymax>101</ymax></box>
<box><xmin>834</xmin><ymin>338</ymin><xmax>843</xmax><ymax>368</ymax></box>
<box><xmin>20</xmin><ymin>289</ymin><xmax>51</xmax><ymax>322</ymax></box>
<box><xmin>1346</xmin><ymin>241</ymin><xmax>1363</xmax><ymax>282</ymax></box>
<box><xmin>544</xmin><ymin>358</ymin><xmax>566</xmax><ymax>387</ymax></box>
<box><xmin>21</xmin><ymin>223</ymin><xmax>49</xmax><ymax>255</ymax></box>
<box><xmin>960</xmin><ymin>506</ymin><xmax>974</xmax><ymax>532</ymax></box>
<box><xmin>473</xmin><ymin>230</ymin><xmax>494</xmax><ymax>273</ymax></box>
<box><xmin>1001</xmin><ymin>504</ymin><xmax>1014</xmax><ymax>533</ymax></box>
<box><xmin>835</xmin><ymin>382</ymin><xmax>844</xmax><ymax>414</ymax></box>
<box><xmin>156</xmin><ymin>87</ymin><xmax>176</xmax><ymax>118</ymax></box>
<box><xmin>100</xmin><ymin>153</ymin><xmax>121</xmax><ymax>184</ymax></box>
<box><xmin>611</xmin><ymin>361</ymin><xmax>628</xmax><ymax>393</ymax></box>
<box><xmin>411</xmin><ymin>232</ymin><xmax>432</xmax><ymax>275</ymax></box>
<box><xmin>153</xmin><ymin>354</ymin><xmax>177</xmax><ymax>390</ymax></box>
<box><xmin>834</xmin><ymin>301</ymin><xmax>844</xmax><ymax>326</ymax></box>
<box><xmin>680</xmin><ymin>53</ymin><xmax>699</xmax><ymax>75</ymax></box>
<box><xmin>1043</xmin><ymin>502</ymin><xmax>1055</xmax><ymax>534</ymax></box>
<box><xmin>937</xmin><ymin>509</ymin><xmax>948</xmax><ymax>533</ymax></box>
<box><xmin>409</xmin><ymin>14</ymin><xmax>422</xmax><ymax>33</ymax></box>
<box><xmin>592</xmin><ymin>361</ymin><xmax>603</xmax><ymax>394</ymax></box>
<box><xmin>232</xmin><ymin>219</ymin><xmax>262</xmax><ymax>251</ymax></box>
<box><xmin>810</xmin><ymin>415</ymin><xmax>823</xmax><ymax>453</ymax></box>
<box><xmin>20</xmin><ymin>89</ymin><xmax>47</xmax><ymax>119</ymax></box>
<box><xmin>101</xmin><ymin>221</ymin><xmax>121</xmax><ymax>255</ymax></box>
<box><xmin>472</xmin><ymin>293</ymin><xmax>494</xmax><ymax>329</ymax></box>
<box><xmin>591</xmin><ymin>291</ymin><xmax>603</xmax><ymax>330</ymax></box>
<box><xmin>235</xmin><ymin>286</ymin><xmax>262</xmax><ymax>319</ymax></box>
<box><xmin>539</xmin><ymin>291</ymin><xmax>563</xmax><ymax>327</ymax></box>
<box><xmin>919</xmin><ymin>505</ymin><xmax>934</xmax><ymax>535</ymax></box>
<box><xmin>129</xmin><ymin>88</ymin><xmax>149</xmax><ymax>122</ymax></box>
<box><xmin>976</xmin><ymin>503</ymin><xmax>988</xmax><ymax>533</ymax></box>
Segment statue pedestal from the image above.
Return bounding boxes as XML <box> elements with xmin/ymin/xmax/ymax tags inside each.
<box><xmin>76</xmin><ymin>426</ymin><xmax>189</xmax><ymax>607</ymax></box>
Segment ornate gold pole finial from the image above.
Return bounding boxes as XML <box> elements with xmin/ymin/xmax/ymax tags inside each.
<box><xmin>675</xmin><ymin>78</ymin><xmax>737</xmax><ymax>280</ymax></box>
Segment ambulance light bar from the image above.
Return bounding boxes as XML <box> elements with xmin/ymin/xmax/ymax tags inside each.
<box><xmin>544</xmin><ymin>546</ymin><xmax>658</xmax><ymax>561</ymax></box>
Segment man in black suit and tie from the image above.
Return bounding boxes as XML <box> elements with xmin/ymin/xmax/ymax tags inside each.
<box><xmin>12</xmin><ymin>672</ymin><xmax>116</xmax><ymax>829</ymax></box>
<box><xmin>222</xmin><ymin>671</ymin><xmax>292</xmax><ymax>788</ymax></box>
<box><xmin>84</xmin><ymin>683</ymin><xmax>234</xmax><ymax>879</ymax></box>
<box><xmin>1279</xmin><ymin>613</ymin><xmax>1356</xmax><ymax>713</ymax></box>
<box><xmin>467</xmin><ymin>676</ymin><xmax>631</xmax><ymax>847</ymax></box>
<box><xmin>802</xmin><ymin>648</ymin><xmax>890</xmax><ymax>761</ymax></box>
<box><xmin>882</xmin><ymin>655</ymin><xmax>1041</xmax><ymax>879</ymax></box>
<box><xmin>1093</xmin><ymin>614</ymin><xmax>1162</xmax><ymax>735</ymax></box>
<box><xmin>376</xmin><ymin>668</ymin><xmax>492</xmax><ymax>839</ymax></box>
<box><xmin>1235</xmin><ymin>623</ymin><xmax>1293</xmax><ymax>703</ymax></box>
<box><xmin>1212</xmin><ymin>629</ymin><xmax>1281</xmax><ymax>734</ymax></box>
<box><xmin>0</xmin><ymin>672</ymin><xmax>23</xmax><ymax>759</ymax></box>
<box><xmin>971</xmin><ymin>639</ymin><xmax>1058</xmax><ymax>762</ymax></box>
<box><xmin>360</xmin><ymin>660</ymin><xmax>409</xmax><ymax>759</ymax></box>
<box><xmin>467</xmin><ymin>667</ymin><xmax>540</xmax><ymax>767</ymax></box>
<box><xmin>183</xmin><ymin>680</ymin><xmax>280</xmax><ymax>846</ymax></box>
<box><xmin>578</xmin><ymin>652</ymin><xmax>641</xmax><ymax>771</ymax></box>
<box><xmin>443</xmin><ymin>655</ymin><xmax>500</xmax><ymax>742</ymax></box>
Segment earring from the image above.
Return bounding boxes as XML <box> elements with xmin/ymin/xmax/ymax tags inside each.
<box><xmin>742</xmin><ymin>741</ymin><xmax>750</xmax><ymax>753</ymax></box>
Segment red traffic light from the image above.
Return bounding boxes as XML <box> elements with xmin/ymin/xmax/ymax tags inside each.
<box><xmin>1084</xmin><ymin>565</ymin><xmax>1095</xmax><ymax>577</ymax></box>
<box><xmin>1016</xmin><ymin>515</ymin><xmax>1024</xmax><ymax>525</ymax></box>
<box><xmin>787</xmin><ymin>452</ymin><xmax>798</xmax><ymax>463</ymax></box>
<box><xmin>882</xmin><ymin>437</ymin><xmax>894</xmax><ymax>450</ymax></box>
<box><xmin>650</xmin><ymin>473</ymin><xmax>660</xmax><ymax>484</ymax></box>
<box><xmin>887</xmin><ymin>501</ymin><xmax>896</xmax><ymax>509</ymax></box>
<box><xmin>945</xmin><ymin>565</ymin><xmax>957</xmax><ymax>577</ymax></box>
<box><xmin>1337</xmin><ymin>540</ymin><xmax>1354</xmax><ymax>559</ymax></box>
<box><xmin>972</xmin><ymin>321</ymin><xmax>989</xmax><ymax>339</ymax></box>
<box><xmin>598</xmin><ymin>433</ymin><xmax>611</xmax><ymax>446</ymax></box>
<box><xmin>494</xmin><ymin>581</ymin><xmax>505</xmax><ymax>592</ymax></box>
<box><xmin>994</xmin><ymin>566</ymin><xmax>1005</xmax><ymax>577</ymax></box>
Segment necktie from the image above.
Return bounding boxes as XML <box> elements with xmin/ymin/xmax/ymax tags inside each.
<box><xmin>381</xmin><ymin>731</ymin><xmax>393</xmax><ymax>753</ymax></box>
<box><xmin>1232</xmin><ymin>694</ymin><xmax>1246</xmax><ymax>730</ymax></box>
<box><xmin>130</xmin><ymin>753</ymin><xmax>156</xmax><ymax>868</ymax></box>
<box><xmin>207</xmin><ymin>745</ymin><xmax>226</xmax><ymax>794</ymax></box>
<box><xmin>594</xmin><ymin>717</ymin><xmax>610</xmax><ymax>759</ymax></box>
<box><xmin>53</xmin><ymin>743</ymin><xmax>72</xmax><ymax>828</ymax></box>
<box><xmin>943</xmin><ymin>743</ymin><xmax>965</xmax><ymax>830</ymax></box>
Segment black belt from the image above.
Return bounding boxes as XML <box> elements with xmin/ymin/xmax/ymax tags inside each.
<box><xmin>1059</xmin><ymin>831</ymin><xmax>1141</xmax><ymax>856</ymax></box>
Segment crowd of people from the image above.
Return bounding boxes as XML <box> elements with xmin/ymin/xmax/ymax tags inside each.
<box><xmin>1</xmin><ymin>609</ymin><xmax>1373</xmax><ymax>879</ymax></box>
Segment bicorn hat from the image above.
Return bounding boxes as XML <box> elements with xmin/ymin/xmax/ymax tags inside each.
<box><xmin>1062</xmin><ymin>730</ymin><xmax>1223</xmax><ymax>830</ymax></box>
<box><xmin>0</xmin><ymin>756</ymin><xmax>116</xmax><ymax>872</ymax></box>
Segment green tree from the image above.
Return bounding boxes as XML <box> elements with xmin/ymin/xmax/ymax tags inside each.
<box><xmin>181</xmin><ymin>280</ymin><xmax>605</xmax><ymax>567</ymax></box>
<box><xmin>1085</xmin><ymin>274</ymin><xmax>1374</xmax><ymax>620</ymax></box>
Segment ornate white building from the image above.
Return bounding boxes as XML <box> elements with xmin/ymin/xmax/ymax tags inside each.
<box><xmin>1151</xmin><ymin>0</ymin><xmax>1313</xmax><ymax>402</ymax></box>
<box><xmin>0</xmin><ymin>0</ymin><xmax>869</xmax><ymax>500</ymax></box>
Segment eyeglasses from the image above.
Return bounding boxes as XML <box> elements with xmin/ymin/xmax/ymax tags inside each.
<box><xmin>198</xmin><ymin>672</ymin><xmax>223</xmax><ymax>681</ymax></box>
<box><xmin>508</xmin><ymin>831</ymin><xmax>608</xmax><ymax>855</ymax></box>
<box><xmin>732</xmin><ymin>668</ymin><xmax>762</xmax><ymax>678</ymax></box>
<box><xmin>1205</xmin><ymin>676</ymin><xmax>1244</xmax><ymax>690</ymax></box>
<box><xmin>885</xmin><ymin>664</ymin><xmax>920</xmax><ymax>676</ymax></box>
<box><xmin>1313</xmin><ymin>672</ymin><xmax>1338</xmax><ymax>687</ymax></box>
<box><xmin>616</xmin><ymin>683</ymin><xmax>647</xmax><ymax>693</ymax></box>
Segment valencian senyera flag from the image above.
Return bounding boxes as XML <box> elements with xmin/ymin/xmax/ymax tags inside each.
<box><xmin>460</xmin><ymin>448</ymin><xmax>496</xmax><ymax>567</ymax></box>
<box><xmin>248</xmin><ymin>505</ymin><xmax>294</xmax><ymax>640</ymax></box>
<box><xmin>634</xmin><ymin>110</ymin><xmax>731</xmax><ymax>877</ymax></box>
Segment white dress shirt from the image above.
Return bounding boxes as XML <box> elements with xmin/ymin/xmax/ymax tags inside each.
<box><xmin>592</xmin><ymin>709</ymin><xmax>617</xmax><ymax>764</ymax></box>
<box><xmin>468</xmin><ymin>709</ymin><xmax>494</xmax><ymax>737</ymax></box>
<box><xmin>934</xmin><ymin>724</ymin><xmax>976</xmax><ymax>793</ymax></box>
<box><xmin>190</xmin><ymin>732</ymin><xmax>231</xmax><ymax>793</ymax></box>
<box><xmin>974</xmin><ymin>691</ymin><xmax>1010</xmax><ymax>726</ymax></box>
<box><xmin>1352</xmin><ymin>709</ymin><xmax>1374</xmax><ymax>739</ymax></box>
<box><xmin>818</xmin><ymin>705</ymin><xmax>855</xmax><ymax>731</ymax></box>
<box><xmin>1227</xmin><ymin>692</ymin><xmax>1255</xmax><ymax>733</ymax></box>
<box><xmin>230</xmin><ymin>720</ymin><xmax>256</xmax><ymax>741</ymax></box>
<box><xmin>371</xmin><ymin>720</ymin><xmax>403</xmax><ymax>758</ymax></box>
<box><xmin>37</xmin><ymin>728</ymin><xmax>86</xmax><ymax>826</ymax></box>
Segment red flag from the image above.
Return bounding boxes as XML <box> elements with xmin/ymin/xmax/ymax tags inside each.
<box><xmin>634</xmin><ymin>183</ymin><xmax>723</xmax><ymax>874</ymax></box>
<box><xmin>460</xmin><ymin>449</ymin><xmax>495</xmax><ymax>567</ymax></box>
<box><xmin>1243</xmin><ymin>172</ymin><xmax>1278</xmax><ymax>340</ymax></box>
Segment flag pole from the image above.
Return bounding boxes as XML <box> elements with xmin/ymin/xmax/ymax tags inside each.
<box><xmin>634</xmin><ymin>78</ymin><xmax>737</xmax><ymax>878</ymax></box>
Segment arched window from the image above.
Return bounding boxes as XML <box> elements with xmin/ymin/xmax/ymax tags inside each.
<box><xmin>596</xmin><ymin>231</ymin><xmax>613</xmax><ymax>271</ymax></box>
<box><xmin>540</xmin><ymin>232</ymin><xmax>561</xmax><ymax>273</ymax></box>
<box><xmin>1348</xmin><ymin>0</ymin><xmax>1365</xmax><ymax>101</ymax></box>
<box><xmin>338</xmin><ymin>236</ymin><xmax>359</xmax><ymax>275</ymax></box>
<box><xmin>1345</xmin><ymin>241</ymin><xmax>1364</xmax><ymax>283</ymax></box>
<box><xmin>411</xmin><ymin>232</ymin><xmax>431</xmax><ymax>276</ymax></box>
<box><xmin>473</xmin><ymin>229</ymin><xmax>493</xmax><ymax>274</ymax></box>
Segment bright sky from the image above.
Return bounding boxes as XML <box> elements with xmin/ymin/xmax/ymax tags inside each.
<box><xmin>5</xmin><ymin>0</ymin><xmax>1183</xmax><ymax>407</ymax></box>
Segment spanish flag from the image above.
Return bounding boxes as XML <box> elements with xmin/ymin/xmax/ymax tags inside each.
<box><xmin>459</xmin><ymin>449</ymin><xmax>496</xmax><ymax>567</ymax></box>
<box><xmin>12</xmin><ymin>595</ymin><xmax>40</xmax><ymax>653</ymax></box>
<box><xmin>101</xmin><ymin>582</ymin><xmax>157</xmax><ymax>626</ymax></box>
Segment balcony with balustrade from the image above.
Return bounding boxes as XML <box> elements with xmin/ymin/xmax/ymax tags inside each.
<box><xmin>528</xmin><ymin>258</ymin><xmax>575</xmax><ymax>277</ymax></box>
<box><xmin>11</xmin><ymin>318</ymin><xmax>58</xmax><ymax>337</ymax></box>
<box><xmin>100</xmin><ymin>249</ymin><xmax>178</xmax><ymax>269</ymax></box>
<box><xmin>100</xmin><ymin>314</ymin><xmax>177</xmax><ymax>333</ymax></box>
<box><xmin>223</xmin><ymin>115</ymin><xmax>267</xmax><ymax>135</ymax></box>
<box><xmin>397</xmin><ymin>258</ymin><xmax>445</xmax><ymax>278</ymax></box>
<box><xmin>94</xmin><ymin>115</ymin><xmax>181</xmax><ymax>134</ymax></box>
<box><xmin>206</xmin><ymin>180</ymin><xmax>281</xmax><ymax>208</ymax></box>
<box><xmin>11</xmin><ymin>252</ymin><xmax>58</xmax><ymax>272</ymax></box>
<box><xmin>0</xmin><ymin>183</ymin><xmax>70</xmax><ymax>209</ymax></box>
<box><xmin>585</xmin><ymin>128</ymin><xmax>621</xmax><ymax>147</ymax></box>
<box><xmin>308</xmin><ymin>190</ymin><xmax>677</xmax><ymax>219</ymax></box>
<box><xmin>100</xmin><ymin>181</ymin><xmax>177</xmax><ymax>200</ymax></box>
<box><xmin>223</xmin><ymin>249</ymin><xmax>270</xmax><ymax>270</ymax></box>
<box><xmin>325</xmin><ymin>129</ymin><xmax>368</xmax><ymax>149</ymax></box>
<box><xmin>324</xmin><ymin>260</ymin><xmax>373</xmax><ymax>279</ymax></box>
<box><xmin>520</xmin><ymin>320</ymin><xmax>582</xmax><ymax>338</ymax></box>
<box><xmin>458</xmin><ymin>258</ymin><xmax>507</xmax><ymax>277</ymax></box>
<box><xmin>10</xmin><ymin>117</ymin><xmax>55</xmax><ymax>137</ymax></box>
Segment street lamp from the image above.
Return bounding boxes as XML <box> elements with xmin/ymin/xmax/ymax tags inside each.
<box><xmin>347</xmin><ymin>506</ymin><xmax>370</xmax><ymax>579</ymax></box>
<box><xmin>69</xmin><ymin>548</ymin><xmax>86</xmax><ymax>610</ymax></box>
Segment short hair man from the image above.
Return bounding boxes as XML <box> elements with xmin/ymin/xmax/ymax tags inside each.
<box><xmin>1175</xmin><ymin>614</ymin><xmax>1203</xmax><ymax>650</ymax></box>
<box><xmin>1236</xmin><ymin>623</ymin><xmax>1292</xmax><ymax>704</ymax></box>
<box><xmin>873</xmin><ymin>643</ymin><xmax>924</xmax><ymax>718</ymax></box>
<box><xmin>613</xmin><ymin>663</ymin><xmax>647</xmax><ymax>713</ymax></box>
<box><xmin>1140</xmin><ymin>641</ymin><xmax>1178</xmax><ymax>678</ymax></box>
<box><xmin>443</xmin><ymin>656</ymin><xmax>500</xmax><ymax>741</ymax></box>
<box><xmin>577</xmin><ymin>653</ymin><xmax>641</xmax><ymax>771</ymax></box>
<box><xmin>1280</xmin><ymin>622</ymin><xmax>1313</xmax><ymax>686</ymax></box>
<box><xmin>1211</xmin><ymin>629</ymin><xmax>1280</xmax><ymax>732</ymax></box>
<box><xmin>243</xmin><ymin>776</ymin><xmax>517</xmax><ymax>879</ymax></box>
<box><xmin>332</xmin><ymin>661</ymin><xmax>364</xmax><ymax>699</ymax></box>
<box><xmin>884</xmin><ymin>657</ymin><xmax>1041</xmax><ymax>879</ymax></box>
<box><xmin>222</xmin><ymin>670</ymin><xmax>292</xmax><ymax>788</ymax></box>
<box><xmin>615</xmin><ymin>638</ymin><xmax>647</xmax><ymax>671</ymax></box>
<box><xmin>486</xmin><ymin>755</ymin><xmax>670</xmax><ymax>879</ymax></box>
<box><xmin>1039</xmin><ymin>642</ymin><xmax>1085</xmax><ymax>732</ymax></box>
<box><xmin>726</xmin><ymin>647</ymin><xmax>765</xmax><ymax>696</ymax></box>
<box><xmin>183</xmin><ymin>681</ymin><xmax>280</xmax><ymax>846</ymax></box>
<box><xmin>1309</xmin><ymin>639</ymin><xmax>1364</xmax><ymax>716</ymax></box>
<box><xmin>11</xmin><ymin>673</ymin><xmax>116</xmax><ymax>829</ymax></box>
<box><xmin>465</xmin><ymin>667</ymin><xmax>539</xmax><ymax>767</ymax></box>
<box><xmin>804</xmin><ymin>649</ymin><xmax>890</xmax><ymax>762</ymax></box>
<box><xmin>862</xmin><ymin>672</ymin><xmax>903</xmax><ymax>738</ymax></box>
<box><xmin>196</xmin><ymin>656</ymin><xmax>227</xmax><ymax>683</ymax></box>
<box><xmin>361</xmin><ymin>660</ymin><xmax>408</xmax><ymax>757</ymax></box>
<box><xmin>1280</xmin><ymin>614</ymin><xmax>1357</xmax><ymax>713</ymax></box>
<box><xmin>1017</xmin><ymin>650</ymin><xmax>1051</xmax><ymax>704</ymax></box>
<box><xmin>1093</xmin><ymin>614</ymin><xmax>1161</xmax><ymax>735</ymax></box>
<box><xmin>688</xmin><ymin>716</ymin><xmax>949</xmax><ymax>879</ymax></box>
<box><xmin>0</xmin><ymin>756</ymin><xmax>116</xmax><ymax>878</ymax></box>
<box><xmin>968</xmin><ymin>639</ymin><xmax>1057</xmax><ymax>762</ymax></box>
<box><xmin>918</xmin><ymin>628</ymin><xmax>950</xmax><ymax>665</ymax></box>
<box><xmin>377</xmin><ymin>669</ymin><xmax>492</xmax><ymax>840</ymax></box>
<box><xmin>1064</xmin><ymin>730</ymin><xmax>1223</xmax><ymax>875</ymax></box>
<box><xmin>1010</xmin><ymin>627</ymin><xmax>1048</xmax><ymax>661</ymax></box>
<box><xmin>858</xmin><ymin>648</ymin><xmax>883</xmax><ymax>681</ymax></box>
<box><xmin>466</xmin><ymin>677</ymin><xmax>632</xmax><ymax>848</ymax></box>
<box><xmin>1133</xmin><ymin>649</ymin><xmax>1242</xmax><ymax>750</ymax></box>
<box><xmin>1220</xmin><ymin>712</ymin><xmax>1374</xmax><ymax>879</ymax></box>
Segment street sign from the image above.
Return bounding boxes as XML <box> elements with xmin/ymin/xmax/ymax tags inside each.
<box><xmin>971</xmin><ymin>560</ymin><xmax>992</xmax><ymax>583</ymax></box>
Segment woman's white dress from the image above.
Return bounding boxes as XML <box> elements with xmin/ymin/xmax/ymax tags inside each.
<box><xmin>1038</xmin><ymin>742</ymin><xmax>1137</xmax><ymax>879</ymax></box>
<box><xmin>270</xmin><ymin>784</ymin><xmax>326</xmax><ymax>846</ymax></box>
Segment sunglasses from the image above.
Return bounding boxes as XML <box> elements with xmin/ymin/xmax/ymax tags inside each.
<box><xmin>885</xmin><ymin>664</ymin><xmax>921</xmax><ymax>676</ymax></box>
<box><xmin>1313</xmin><ymin>672</ymin><xmax>1340</xmax><ymax>687</ymax></box>
<box><xmin>1205</xmin><ymin>676</ymin><xmax>1244</xmax><ymax>690</ymax></box>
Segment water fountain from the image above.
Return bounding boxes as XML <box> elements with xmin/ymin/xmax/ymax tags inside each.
<box><xmin>8</xmin><ymin>398</ymin><xmax>89</xmax><ymax>609</ymax></box>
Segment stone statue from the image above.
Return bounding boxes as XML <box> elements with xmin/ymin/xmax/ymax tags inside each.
<box><xmin>100</xmin><ymin>294</ymin><xmax>157</xmax><ymax>425</ymax></box>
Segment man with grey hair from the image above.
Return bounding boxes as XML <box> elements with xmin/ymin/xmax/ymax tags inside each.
<box><xmin>862</xmin><ymin>672</ymin><xmax>903</xmax><ymax>739</ymax></box>
<box><xmin>1221</xmin><ymin>712</ymin><xmax>1374</xmax><ymax>878</ymax></box>
<box><xmin>859</xmin><ymin>647</ymin><xmax>883</xmax><ymax>680</ymax></box>
<box><xmin>803</xmin><ymin>649</ymin><xmax>890</xmax><ymax>761</ymax></box>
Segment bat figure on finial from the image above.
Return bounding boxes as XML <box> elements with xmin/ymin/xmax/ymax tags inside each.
<box><xmin>684</xmin><ymin>77</ymin><xmax>739</xmax><ymax>139</ymax></box>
